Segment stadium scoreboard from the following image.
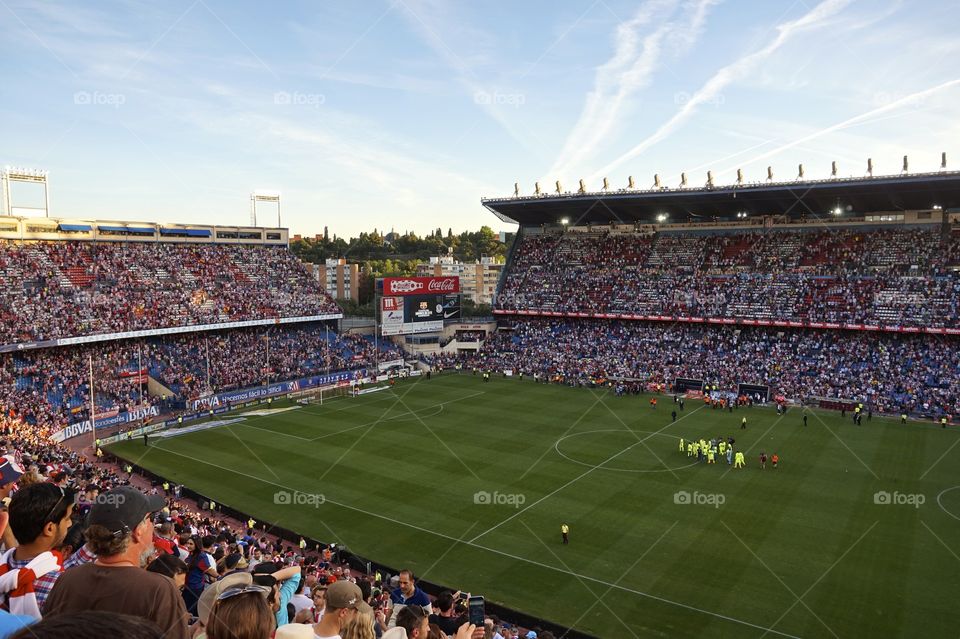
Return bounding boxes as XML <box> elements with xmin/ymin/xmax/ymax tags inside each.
<box><xmin>378</xmin><ymin>276</ymin><xmax>461</xmax><ymax>336</ymax></box>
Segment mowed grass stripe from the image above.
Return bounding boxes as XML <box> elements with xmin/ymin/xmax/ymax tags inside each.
<box><xmin>109</xmin><ymin>375</ymin><xmax>960</xmax><ymax>638</ymax></box>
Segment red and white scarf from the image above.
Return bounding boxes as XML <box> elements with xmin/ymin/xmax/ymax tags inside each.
<box><xmin>0</xmin><ymin>548</ymin><xmax>61</xmax><ymax>619</ymax></box>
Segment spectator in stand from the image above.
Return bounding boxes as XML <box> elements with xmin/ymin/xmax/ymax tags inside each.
<box><xmin>1</xmin><ymin>483</ymin><xmax>78</xmax><ymax>615</ymax></box>
<box><xmin>183</xmin><ymin>535</ymin><xmax>218</xmax><ymax>615</ymax></box>
<box><xmin>152</xmin><ymin>516</ymin><xmax>179</xmax><ymax>556</ymax></box>
<box><xmin>43</xmin><ymin>486</ymin><xmax>191</xmax><ymax>639</ymax></box>
<box><xmin>205</xmin><ymin>583</ymin><xmax>275</xmax><ymax>639</ymax></box>
<box><xmin>312</xmin><ymin>580</ymin><xmax>364</xmax><ymax>639</ymax></box>
<box><xmin>146</xmin><ymin>552</ymin><xmax>188</xmax><ymax>592</ymax></box>
<box><xmin>251</xmin><ymin>561</ymin><xmax>302</xmax><ymax>629</ymax></box>
<box><xmin>429</xmin><ymin>591</ymin><xmax>467</xmax><ymax>636</ymax></box>
<box><xmin>388</xmin><ymin>570</ymin><xmax>432</xmax><ymax>628</ymax></box>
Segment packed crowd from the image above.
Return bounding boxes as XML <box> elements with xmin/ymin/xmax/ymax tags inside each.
<box><xmin>0</xmin><ymin>324</ymin><xmax>406</xmax><ymax>430</ymax></box>
<box><xmin>0</xmin><ymin>241</ymin><xmax>341</xmax><ymax>346</ymax></box>
<box><xmin>497</xmin><ymin>226</ymin><xmax>960</xmax><ymax>328</ymax></box>
<box><xmin>0</xmin><ymin>415</ymin><xmax>533</xmax><ymax>639</ymax></box>
<box><xmin>433</xmin><ymin>318</ymin><xmax>959</xmax><ymax>416</ymax></box>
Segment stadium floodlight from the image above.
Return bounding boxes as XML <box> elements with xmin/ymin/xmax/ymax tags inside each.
<box><xmin>932</xmin><ymin>204</ymin><xmax>942</xmax><ymax>210</ymax></box>
<box><xmin>560</xmin><ymin>217</ymin><xmax>570</xmax><ymax>225</ymax></box>
<box><xmin>832</xmin><ymin>206</ymin><xmax>843</xmax><ymax>216</ymax></box>
<box><xmin>867</xmin><ymin>158</ymin><xmax>874</xmax><ymax>177</ymax></box>
<box><xmin>656</xmin><ymin>213</ymin><xmax>668</xmax><ymax>223</ymax></box>
<box><xmin>831</xmin><ymin>161</ymin><xmax>838</xmax><ymax>177</ymax></box>
<box><xmin>578</xmin><ymin>179</ymin><xmax>586</xmax><ymax>194</ymax></box>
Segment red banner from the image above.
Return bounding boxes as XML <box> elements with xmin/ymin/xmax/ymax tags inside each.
<box><xmin>382</xmin><ymin>276</ymin><xmax>460</xmax><ymax>296</ymax></box>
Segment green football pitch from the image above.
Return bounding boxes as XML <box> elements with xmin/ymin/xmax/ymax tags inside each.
<box><xmin>109</xmin><ymin>374</ymin><xmax>960</xmax><ymax>638</ymax></box>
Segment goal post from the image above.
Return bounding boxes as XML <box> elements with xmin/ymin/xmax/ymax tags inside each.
<box><xmin>288</xmin><ymin>383</ymin><xmax>350</xmax><ymax>406</ymax></box>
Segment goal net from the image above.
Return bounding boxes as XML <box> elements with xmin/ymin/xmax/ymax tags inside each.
<box><xmin>288</xmin><ymin>383</ymin><xmax>351</xmax><ymax>406</ymax></box>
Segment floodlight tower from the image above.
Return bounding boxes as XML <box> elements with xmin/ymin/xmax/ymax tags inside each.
<box><xmin>250</xmin><ymin>190</ymin><xmax>282</xmax><ymax>227</ymax></box>
<box><xmin>2</xmin><ymin>166</ymin><xmax>50</xmax><ymax>217</ymax></box>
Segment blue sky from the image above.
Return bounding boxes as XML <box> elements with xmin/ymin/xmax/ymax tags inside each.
<box><xmin>1</xmin><ymin>0</ymin><xmax>958</xmax><ymax>237</ymax></box>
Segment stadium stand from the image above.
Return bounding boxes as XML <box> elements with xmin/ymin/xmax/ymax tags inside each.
<box><xmin>433</xmin><ymin>318</ymin><xmax>959</xmax><ymax>417</ymax></box>
<box><xmin>497</xmin><ymin>226</ymin><xmax>960</xmax><ymax>328</ymax></box>
<box><xmin>0</xmin><ymin>324</ymin><xmax>405</xmax><ymax>431</ymax></box>
<box><xmin>0</xmin><ymin>241</ymin><xmax>340</xmax><ymax>345</ymax></box>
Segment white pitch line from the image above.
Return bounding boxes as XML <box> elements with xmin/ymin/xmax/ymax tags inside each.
<box><xmin>468</xmin><ymin>405</ymin><xmax>706</xmax><ymax>544</ymax></box>
<box><xmin>135</xmin><ymin>443</ymin><xmax>801</xmax><ymax>639</ymax></box>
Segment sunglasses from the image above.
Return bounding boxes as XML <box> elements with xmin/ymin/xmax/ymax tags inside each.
<box><xmin>216</xmin><ymin>584</ymin><xmax>271</xmax><ymax>602</ymax></box>
<box><xmin>41</xmin><ymin>485</ymin><xmax>69</xmax><ymax>526</ymax></box>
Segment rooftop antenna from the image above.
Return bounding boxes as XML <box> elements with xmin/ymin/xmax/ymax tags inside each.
<box><xmin>679</xmin><ymin>172</ymin><xmax>688</xmax><ymax>188</ymax></box>
<box><xmin>555</xmin><ymin>180</ymin><xmax>563</xmax><ymax>194</ymax></box>
<box><xmin>736</xmin><ymin>168</ymin><xmax>744</xmax><ymax>185</ymax></box>
<box><xmin>627</xmin><ymin>176</ymin><xmax>635</xmax><ymax>189</ymax></box>
<box><xmin>534</xmin><ymin>182</ymin><xmax>541</xmax><ymax>196</ymax></box>
<box><xmin>706</xmin><ymin>170</ymin><xmax>715</xmax><ymax>187</ymax></box>
<box><xmin>902</xmin><ymin>155</ymin><xmax>909</xmax><ymax>174</ymax></box>
<box><xmin>941</xmin><ymin>151</ymin><xmax>948</xmax><ymax>170</ymax></box>
<box><xmin>578</xmin><ymin>179</ymin><xmax>586</xmax><ymax>194</ymax></box>
<box><xmin>653</xmin><ymin>174</ymin><xmax>662</xmax><ymax>189</ymax></box>
<box><xmin>766</xmin><ymin>166</ymin><xmax>774</xmax><ymax>181</ymax></box>
<box><xmin>831</xmin><ymin>161</ymin><xmax>838</xmax><ymax>177</ymax></box>
<box><xmin>602</xmin><ymin>177</ymin><xmax>610</xmax><ymax>191</ymax></box>
<box><xmin>797</xmin><ymin>163</ymin><xmax>805</xmax><ymax>180</ymax></box>
<box><xmin>867</xmin><ymin>158</ymin><xmax>874</xmax><ymax>177</ymax></box>
<box><xmin>513</xmin><ymin>182</ymin><xmax>519</xmax><ymax>197</ymax></box>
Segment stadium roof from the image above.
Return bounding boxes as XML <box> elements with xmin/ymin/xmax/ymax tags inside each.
<box><xmin>481</xmin><ymin>171</ymin><xmax>960</xmax><ymax>226</ymax></box>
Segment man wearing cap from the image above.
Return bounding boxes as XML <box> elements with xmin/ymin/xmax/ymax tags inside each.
<box><xmin>43</xmin><ymin>486</ymin><xmax>191</xmax><ymax>639</ymax></box>
<box><xmin>313</xmin><ymin>579</ymin><xmax>363</xmax><ymax>639</ymax></box>
<box><xmin>0</xmin><ymin>455</ymin><xmax>23</xmax><ymax>500</ymax></box>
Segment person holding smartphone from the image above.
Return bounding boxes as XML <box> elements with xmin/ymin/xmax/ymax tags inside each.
<box><xmin>428</xmin><ymin>591</ymin><xmax>467</xmax><ymax>636</ymax></box>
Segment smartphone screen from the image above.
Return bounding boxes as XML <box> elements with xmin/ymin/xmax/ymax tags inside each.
<box><xmin>468</xmin><ymin>595</ymin><xmax>485</xmax><ymax>626</ymax></box>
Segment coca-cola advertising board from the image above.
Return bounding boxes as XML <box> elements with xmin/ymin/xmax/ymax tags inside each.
<box><xmin>382</xmin><ymin>276</ymin><xmax>460</xmax><ymax>296</ymax></box>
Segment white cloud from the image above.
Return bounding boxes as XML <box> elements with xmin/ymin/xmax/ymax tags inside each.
<box><xmin>590</xmin><ymin>0</ymin><xmax>854</xmax><ymax>182</ymax></box>
<box><xmin>546</xmin><ymin>0</ymin><xmax>718</xmax><ymax>184</ymax></box>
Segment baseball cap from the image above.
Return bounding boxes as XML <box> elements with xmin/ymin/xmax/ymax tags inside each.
<box><xmin>197</xmin><ymin>572</ymin><xmax>253</xmax><ymax>625</ymax></box>
<box><xmin>0</xmin><ymin>455</ymin><xmax>23</xmax><ymax>485</ymax></box>
<box><xmin>88</xmin><ymin>486</ymin><xmax>165</xmax><ymax>536</ymax></box>
<box><xmin>326</xmin><ymin>580</ymin><xmax>363</xmax><ymax>610</ymax></box>
<box><xmin>275</xmin><ymin>624</ymin><xmax>315</xmax><ymax>639</ymax></box>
